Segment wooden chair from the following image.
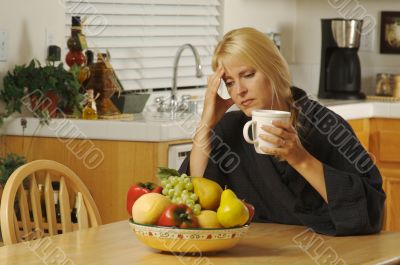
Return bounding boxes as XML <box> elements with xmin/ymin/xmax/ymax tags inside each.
<box><xmin>0</xmin><ymin>160</ymin><xmax>102</xmax><ymax>245</ymax></box>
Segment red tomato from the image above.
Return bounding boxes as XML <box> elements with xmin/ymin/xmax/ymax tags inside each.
<box><xmin>157</xmin><ymin>204</ymin><xmax>199</xmax><ymax>228</ymax></box>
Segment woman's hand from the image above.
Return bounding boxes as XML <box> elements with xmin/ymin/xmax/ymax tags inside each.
<box><xmin>259</xmin><ymin>120</ymin><xmax>308</xmax><ymax>167</ymax></box>
<box><xmin>201</xmin><ymin>65</ymin><xmax>234</xmax><ymax>128</ymax></box>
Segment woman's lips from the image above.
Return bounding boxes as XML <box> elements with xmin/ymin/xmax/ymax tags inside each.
<box><xmin>241</xmin><ymin>99</ymin><xmax>254</xmax><ymax>107</ymax></box>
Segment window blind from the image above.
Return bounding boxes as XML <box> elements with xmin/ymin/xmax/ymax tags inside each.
<box><xmin>65</xmin><ymin>0</ymin><xmax>222</xmax><ymax>92</ymax></box>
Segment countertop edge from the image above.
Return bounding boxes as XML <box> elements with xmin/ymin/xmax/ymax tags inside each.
<box><xmin>2</xmin><ymin>101</ymin><xmax>399</xmax><ymax>142</ymax></box>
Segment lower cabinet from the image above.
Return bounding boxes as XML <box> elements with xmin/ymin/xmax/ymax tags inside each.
<box><xmin>349</xmin><ymin>118</ymin><xmax>400</xmax><ymax>231</ymax></box>
<box><xmin>4</xmin><ymin>135</ymin><xmax>191</xmax><ymax>224</ymax></box>
<box><xmin>3</xmin><ymin>118</ymin><xmax>399</xmax><ymax>228</ymax></box>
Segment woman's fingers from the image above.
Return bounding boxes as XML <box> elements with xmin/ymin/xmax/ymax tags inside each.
<box><xmin>272</xmin><ymin>120</ymin><xmax>296</xmax><ymax>133</ymax></box>
<box><xmin>260</xmin><ymin>146</ymin><xmax>289</xmax><ymax>157</ymax></box>
<box><xmin>259</xmin><ymin>133</ymin><xmax>287</xmax><ymax>147</ymax></box>
<box><xmin>261</xmin><ymin>124</ymin><xmax>292</xmax><ymax>140</ymax></box>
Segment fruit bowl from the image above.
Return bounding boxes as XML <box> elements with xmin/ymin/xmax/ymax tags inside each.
<box><xmin>129</xmin><ymin>219</ymin><xmax>250</xmax><ymax>253</ymax></box>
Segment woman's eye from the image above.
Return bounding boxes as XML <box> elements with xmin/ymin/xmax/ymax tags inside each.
<box><xmin>244</xmin><ymin>73</ymin><xmax>255</xmax><ymax>78</ymax></box>
<box><xmin>225</xmin><ymin>81</ymin><xmax>234</xmax><ymax>88</ymax></box>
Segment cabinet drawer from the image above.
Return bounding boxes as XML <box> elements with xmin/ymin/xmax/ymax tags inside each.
<box><xmin>379</xmin><ymin>131</ymin><xmax>400</xmax><ymax>162</ymax></box>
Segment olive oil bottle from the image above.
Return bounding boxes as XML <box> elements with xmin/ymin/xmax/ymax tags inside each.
<box><xmin>82</xmin><ymin>89</ymin><xmax>98</xmax><ymax>120</ymax></box>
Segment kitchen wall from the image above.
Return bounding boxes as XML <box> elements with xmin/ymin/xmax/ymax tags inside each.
<box><xmin>0</xmin><ymin>0</ymin><xmax>399</xmax><ymax>98</ymax></box>
<box><xmin>223</xmin><ymin>0</ymin><xmax>297</xmax><ymax>64</ymax></box>
<box><xmin>224</xmin><ymin>0</ymin><xmax>400</xmax><ymax>96</ymax></box>
<box><xmin>0</xmin><ymin>0</ymin><xmax>66</xmax><ymax>83</ymax></box>
<box><xmin>293</xmin><ymin>0</ymin><xmax>400</xmax><ymax>95</ymax></box>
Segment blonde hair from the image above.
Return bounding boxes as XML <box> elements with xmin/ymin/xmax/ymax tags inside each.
<box><xmin>212</xmin><ymin>27</ymin><xmax>298</xmax><ymax>126</ymax></box>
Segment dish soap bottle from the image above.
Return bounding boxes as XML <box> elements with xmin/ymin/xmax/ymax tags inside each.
<box><xmin>82</xmin><ymin>89</ymin><xmax>98</xmax><ymax>120</ymax></box>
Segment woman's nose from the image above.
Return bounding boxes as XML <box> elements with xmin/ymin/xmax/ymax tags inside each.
<box><xmin>235</xmin><ymin>81</ymin><xmax>247</xmax><ymax>95</ymax></box>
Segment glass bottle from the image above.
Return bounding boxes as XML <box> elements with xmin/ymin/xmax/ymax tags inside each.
<box><xmin>394</xmin><ymin>74</ymin><xmax>400</xmax><ymax>98</ymax></box>
<box><xmin>82</xmin><ymin>89</ymin><xmax>98</xmax><ymax>120</ymax></box>
<box><xmin>375</xmin><ymin>73</ymin><xmax>393</xmax><ymax>96</ymax></box>
<box><xmin>80</xmin><ymin>50</ymin><xmax>94</xmax><ymax>93</ymax></box>
<box><xmin>66</xmin><ymin>16</ymin><xmax>86</xmax><ymax>67</ymax></box>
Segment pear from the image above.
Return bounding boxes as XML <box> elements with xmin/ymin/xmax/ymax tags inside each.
<box><xmin>217</xmin><ymin>189</ymin><xmax>249</xmax><ymax>228</ymax></box>
<box><xmin>191</xmin><ymin>177</ymin><xmax>223</xmax><ymax>210</ymax></box>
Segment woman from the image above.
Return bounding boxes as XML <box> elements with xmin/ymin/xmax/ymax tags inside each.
<box><xmin>180</xmin><ymin>27</ymin><xmax>385</xmax><ymax>236</ymax></box>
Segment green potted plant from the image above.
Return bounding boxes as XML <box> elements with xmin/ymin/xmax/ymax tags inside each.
<box><xmin>0</xmin><ymin>153</ymin><xmax>26</xmax><ymax>199</ymax></box>
<box><xmin>0</xmin><ymin>59</ymin><xmax>84</xmax><ymax>124</ymax></box>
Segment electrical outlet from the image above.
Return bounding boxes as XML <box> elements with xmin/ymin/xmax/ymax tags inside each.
<box><xmin>0</xmin><ymin>30</ymin><xmax>8</xmax><ymax>62</ymax></box>
<box><xmin>359</xmin><ymin>29</ymin><xmax>375</xmax><ymax>52</ymax></box>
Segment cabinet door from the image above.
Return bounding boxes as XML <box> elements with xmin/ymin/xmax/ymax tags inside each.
<box><xmin>348</xmin><ymin>119</ymin><xmax>369</xmax><ymax>150</ymax></box>
<box><xmin>384</xmin><ymin>177</ymin><xmax>400</xmax><ymax>231</ymax></box>
<box><xmin>381</xmin><ymin>169</ymin><xmax>400</xmax><ymax>231</ymax></box>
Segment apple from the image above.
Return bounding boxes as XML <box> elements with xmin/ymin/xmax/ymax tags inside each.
<box><xmin>242</xmin><ymin>200</ymin><xmax>255</xmax><ymax>224</ymax></box>
<box><xmin>131</xmin><ymin>193</ymin><xmax>171</xmax><ymax>224</ymax></box>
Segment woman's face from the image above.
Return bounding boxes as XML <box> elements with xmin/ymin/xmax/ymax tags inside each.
<box><xmin>222</xmin><ymin>58</ymin><xmax>274</xmax><ymax>117</ymax></box>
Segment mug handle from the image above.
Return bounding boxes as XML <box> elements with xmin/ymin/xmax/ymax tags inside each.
<box><xmin>243</xmin><ymin>120</ymin><xmax>256</xmax><ymax>144</ymax></box>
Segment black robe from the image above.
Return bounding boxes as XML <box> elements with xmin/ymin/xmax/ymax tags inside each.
<box><xmin>179</xmin><ymin>87</ymin><xmax>385</xmax><ymax>236</ymax></box>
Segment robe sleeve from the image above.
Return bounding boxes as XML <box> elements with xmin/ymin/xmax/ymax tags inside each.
<box><xmin>292</xmin><ymin>111</ymin><xmax>385</xmax><ymax>236</ymax></box>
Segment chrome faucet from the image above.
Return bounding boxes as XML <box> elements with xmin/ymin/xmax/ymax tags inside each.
<box><xmin>155</xmin><ymin>43</ymin><xmax>203</xmax><ymax>118</ymax></box>
<box><xmin>171</xmin><ymin>43</ymin><xmax>203</xmax><ymax>102</ymax></box>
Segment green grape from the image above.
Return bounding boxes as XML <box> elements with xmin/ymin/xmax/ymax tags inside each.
<box><xmin>181</xmin><ymin>173</ymin><xmax>188</xmax><ymax>178</ymax></box>
<box><xmin>181</xmin><ymin>193</ymin><xmax>189</xmax><ymax>202</ymax></box>
<box><xmin>174</xmin><ymin>190</ymin><xmax>182</xmax><ymax>198</ymax></box>
<box><xmin>190</xmin><ymin>193</ymin><xmax>198</xmax><ymax>201</ymax></box>
<box><xmin>165</xmin><ymin>183</ymin><xmax>172</xmax><ymax>190</ymax></box>
<box><xmin>175</xmin><ymin>183</ymin><xmax>184</xmax><ymax>192</ymax></box>
<box><xmin>170</xmin><ymin>177</ymin><xmax>178</xmax><ymax>186</ymax></box>
<box><xmin>185</xmin><ymin>182</ymin><xmax>193</xmax><ymax>191</ymax></box>
<box><xmin>162</xmin><ymin>188</ymin><xmax>169</xmax><ymax>196</ymax></box>
<box><xmin>161</xmin><ymin>179</ymin><xmax>168</xmax><ymax>187</ymax></box>
<box><xmin>168</xmin><ymin>189</ymin><xmax>174</xmax><ymax>197</ymax></box>
<box><xmin>183</xmin><ymin>177</ymin><xmax>191</xmax><ymax>184</ymax></box>
<box><xmin>193</xmin><ymin>204</ymin><xmax>201</xmax><ymax>215</ymax></box>
<box><xmin>186</xmin><ymin>199</ymin><xmax>195</xmax><ymax>208</ymax></box>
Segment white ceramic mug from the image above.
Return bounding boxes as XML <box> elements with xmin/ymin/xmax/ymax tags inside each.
<box><xmin>242</xmin><ymin>109</ymin><xmax>291</xmax><ymax>154</ymax></box>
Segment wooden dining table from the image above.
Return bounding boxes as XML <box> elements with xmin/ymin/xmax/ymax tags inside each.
<box><xmin>1</xmin><ymin>221</ymin><xmax>400</xmax><ymax>265</ymax></box>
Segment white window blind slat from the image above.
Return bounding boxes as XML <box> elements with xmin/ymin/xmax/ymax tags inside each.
<box><xmin>65</xmin><ymin>15</ymin><xmax>219</xmax><ymax>26</ymax></box>
<box><xmin>65</xmin><ymin>0</ymin><xmax>222</xmax><ymax>91</ymax></box>
<box><xmin>115</xmin><ymin>66</ymin><xmax>213</xmax><ymax>80</ymax></box>
<box><xmin>66</xmin><ymin>3</ymin><xmax>219</xmax><ymax>16</ymax></box>
<box><xmin>110</xmin><ymin>56</ymin><xmax>213</xmax><ymax>70</ymax></box>
<box><xmin>63</xmin><ymin>47</ymin><xmax>214</xmax><ymax>59</ymax></box>
<box><xmin>85</xmin><ymin>36</ymin><xmax>218</xmax><ymax>48</ymax></box>
<box><xmin>66</xmin><ymin>26</ymin><xmax>219</xmax><ymax>37</ymax></box>
<box><xmin>67</xmin><ymin>0</ymin><xmax>220</xmax><ymax>6</ymax></box>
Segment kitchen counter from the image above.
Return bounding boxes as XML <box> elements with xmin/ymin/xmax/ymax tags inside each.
<box><xmin>2</xmin><ymin>100</ymin><xmax>400</xmax><ymax>142</ymax></box>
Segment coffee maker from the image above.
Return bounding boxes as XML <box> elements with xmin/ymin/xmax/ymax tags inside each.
<box><xmin>318</xmin><ymin>19</ymin><xmax>365</xmax><ymax>99</ymax></box>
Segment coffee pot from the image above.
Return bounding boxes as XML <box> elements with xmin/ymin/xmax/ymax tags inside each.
<box><xmin>318</xmin><ymin>19</ymin><xmax>365</xmax><ymax>99</ymax></box>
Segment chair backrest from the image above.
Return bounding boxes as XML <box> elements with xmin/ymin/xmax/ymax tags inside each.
<box><xmin>0</xmin><ymin>160</ymin><xmax>102</xmax><ymax>245</ymax></box>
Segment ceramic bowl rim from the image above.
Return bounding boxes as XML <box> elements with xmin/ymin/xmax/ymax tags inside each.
<box><xmin>129</xmin><ymin>218</ymin><xmax>250</xmax><ymax>231</ymax></box>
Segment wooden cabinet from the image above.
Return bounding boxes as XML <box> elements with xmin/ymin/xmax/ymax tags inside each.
<box><xmin>348</xmin><ymin>118</ymin><xmax>400</xmax><ymax>231</ymax></box>
<box><xmin>3</xmin><ymin>135</ymin><xmax>191</xmax><ymax>224</ymax></box>
<box><xmin>348</xmin><ymin>118</ymin><xmax>369</xmax><ymax>150</ymax></box>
